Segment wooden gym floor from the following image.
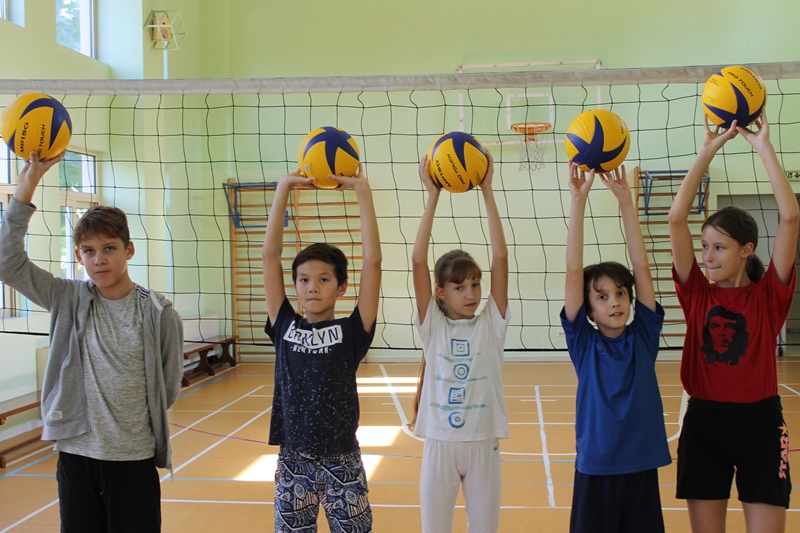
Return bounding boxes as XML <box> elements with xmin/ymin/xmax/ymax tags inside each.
<box><xmin>1</xmin><ymin>357</ymin><xmax>800</xmax><ymax>532</ymax></box>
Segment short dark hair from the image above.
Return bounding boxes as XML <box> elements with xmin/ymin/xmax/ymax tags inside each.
<box><xmin>703</xmin><ymin>205</ymin><xmax>764</xmax><ymax>283</ymax></box>
<box><xmin>583</xmin><ymin>261</ymin><xmax>634</xmax><ymax>317</ymax></box>
<box><xmin>292</xmin><ymin>243</ymin><xmax>348</xmax><ymax>286</ymax></box>
<box><xmin>73</xmin><ymin>205</ymin><xmax>130</xmax><ymax>248</ymax></box>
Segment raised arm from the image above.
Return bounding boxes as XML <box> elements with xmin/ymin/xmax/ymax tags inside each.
<box><xmin>564</xmin><ymin>162</ymin><xmax>595</xmax><ymax>322</ymax></box>
<box><xmin>668</xmin><ymin>117</ymin><xmax>738</xmax><ymax>284</ymax></box>
<box><xmin>737</xmin><ymin>111</ymin><xmax>799</xmax><ymax>284</ymax></box>
<box><xmin>328</xmin><ymin>165</ymin><xmax>382</xmax><ymax>332</ymax></box>
<box><xmin>412</xmin><ymin>156</ymin><xmax>440</xmax><ymax>324</ymax></box>
<box><xmin>600</xmin><ymin>165</ymin><xmax>655</xmax><ymax>311</ymax></box>
<box><xmin>262</xmin><ymin>171</ymin><xmax>314</xmax><ymax>322</ymax></box>
<box><xmin>478</xmin><ymin>152</ymin><xmax>508</xmax><ymax>317</ymax></box>
<box><xmin>0</xmin><ymin>151</ymin><xmax>66</xmax><ymax>311</ymax></box>
<box><xmin>13</xmin><ymin>151</ymin><xmax>64</xmax><ymax>204</ymax></box>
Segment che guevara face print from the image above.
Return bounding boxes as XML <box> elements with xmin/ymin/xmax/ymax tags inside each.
<box><xmin>700</xmin><ymin>305</ymin><xmax>749</xmax><ymax>366</ymax></box>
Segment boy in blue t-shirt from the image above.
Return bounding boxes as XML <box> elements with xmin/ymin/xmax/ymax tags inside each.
<box><xmin>262</xmin><ymin>166</ymin><xmax>381</xmax><ymax>532</ymax></box>
<box><xmin>561</xmin><ymin>162</ymin><xmax>671</xmax><ymax>533</ymax></box>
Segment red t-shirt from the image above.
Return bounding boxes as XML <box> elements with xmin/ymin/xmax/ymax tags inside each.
<box><xmin>674</xmin><ymin>260</ymin><xmax>796</xmax><ymax>403</ymax></box>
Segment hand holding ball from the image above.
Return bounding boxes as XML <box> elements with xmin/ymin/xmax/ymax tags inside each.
<box><xmin>1</xmin><ymin>93</ymin><xmax>72</xmax><ymax>161</ymax></box>
<box><xmin>565</xmin><ymin>109</ymin><xmax>630</xmax><ymax>173</ymax></box>
<box><xmin>426</xmin><ymin>132</ymin><xmax>488</xmax><ymax>193</ymax></box>
<box><xmin>298</xmin><ymin>126</ymin><xmax>360</xmax><ymax>189</ymax></box>
<box><xmin>702</xmin><ymin>66</ymin><xmax>766</xmax><ymax>129</ymax></box>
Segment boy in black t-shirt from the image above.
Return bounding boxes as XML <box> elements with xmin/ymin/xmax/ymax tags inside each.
<box><xmin>262</xmin><ymin>165</ymin><xmax>381</xmax><ymax>533</ymax></box>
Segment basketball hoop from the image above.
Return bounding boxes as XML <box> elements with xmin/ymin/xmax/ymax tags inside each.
<box><xmin>511</xmin><ymin>122</ymin><xmax>551</xmax><ymax>171</ymax></box>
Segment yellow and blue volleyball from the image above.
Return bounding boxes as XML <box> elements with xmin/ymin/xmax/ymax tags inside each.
<box><xmin>565</xmin><ymin>109</ymin><xmax>630</xmax><ymax>173</ymax></box>
<box><xmin>426</xmin><ymin>131</ymin><xmax>488</xmax><ymax>193</ymax></box>
<box><xmin>1</xmin><ymin>93</ymin><xmax>72</xmax><ymax>161</ymax></box>
<box><xmin>702</xmin><ymin>65</ymin><xmax>766</xmax><ymax>128</ymax></box>
<box><xmin>298</xmin><ymin>126</ymin><xmax>360</xmax><ymax>189</ymax></box>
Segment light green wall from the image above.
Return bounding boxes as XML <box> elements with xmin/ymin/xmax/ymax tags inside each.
<box><xmin>218</xmin><ymin>0</ymin><xmax>799</xmax><ymax>77</ymax></box>
<box><xmin>0</xmin><ymin>0</ymin><xmax>109</xmax><ymax>79</ymax></box>
<box><xmin>4</xmin><ymin>2</ymin><xmax>799</xmax><ymax>81</ymax></box>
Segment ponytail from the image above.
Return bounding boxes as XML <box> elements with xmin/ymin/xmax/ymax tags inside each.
<box><xmin>746</xmin><ymin>254</ymin><xmax>765</xmax><ymax>283</ymax></box>
<box><xmin>408</xmin><ymin>356</ymin><xmax>426</xmax><ymax>433</ymax></box>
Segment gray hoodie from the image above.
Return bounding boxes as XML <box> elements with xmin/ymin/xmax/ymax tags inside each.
<box><xmin>0</xmin><ymin>198</ymin><xmax>183</xmax><ymax>469</ymax></box>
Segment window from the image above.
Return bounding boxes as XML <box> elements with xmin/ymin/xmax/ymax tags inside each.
<box><xmin>0</xmin><ymin>146</ymin><xmax>11</xmax><ymax>185</ymax></box>
<box><xmin>56</xmin><ymin>0</ymin><xmax>94</xmax><ymax>57</ymax></box>
<box><xmin>0</xmin><ymin>150</ymin><xmax>97</xmax><ymax>312</ymax></box>
<box><xmin>0</xmin><ymin>148</ymin><xmax>11</xmax><ymax>308</ymax></box>
<box><xmin>4</xmin><ymin>0</ymin><xmax>25</xmax><ymax>26</ymax></box>
<box><xmin>60</xmin><ymin>150</ymin><xmax>97</xmax><ymax>280</ymax></box>
<box><xmin>0</xmin><ymin>189</ymin><xmax>12</xmax><ymax>311</ymax></box>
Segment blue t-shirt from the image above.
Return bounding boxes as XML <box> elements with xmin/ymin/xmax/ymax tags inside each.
<box><xmin>560</xmin><ymin>300</ymin><xmax>671</xmax><ymax>475</ymax></box>
<box><xmin>265</xmin><ymin>298</ymin><xmax>375</xmax><ymax>455</ymax></box>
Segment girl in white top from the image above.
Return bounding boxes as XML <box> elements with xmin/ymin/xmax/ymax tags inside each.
<box><xmin>411</xmin><ymin>151</ymin><xmax>511</xmax><ymax>533</ymax></box>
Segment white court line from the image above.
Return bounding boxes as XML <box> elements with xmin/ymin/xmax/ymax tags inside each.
<box><xmin>159</xmin><ymin>498</ymin><xmax>800</xmax><ymax>512</ymax></box>
<box><xmin>160</xmin><ymin>498</ymin><xmax>588</xmax><ymax>510</ymax></box>
<box><xmin>182</xmin><ymin>363</ymin><xmax>238</xmax><ymax>387</ymax></box>
<box><xmin>379</xmin><ymin>364</ymin><xmax>424</xmax><ymax>442</ymax></box>
<box><xmin>535</xmin><ymin>385</ymin><xmax>556</xmax><ymax>507</ymax></box>
<box><xmin>502</xmin><ymin>451</ymin><xmax>575</xmax><ymax>457</ymax></box>
<box><xmin>161</xmin><ymin>406</ymin><xmax>271</xmax><ymax>482</ymax></box>
<box><xmin>170</xmin><ymin>385</ymin><xmax>265</xmax><ymax>439</ymax></box>
<box><xmin>1</xmin><ymin>385</ymin><xmax>269</xmax><ymax>530</ymax></box>
<box><xmin>4</xmin><ymin>444</ymin><xmax>54</xmax><ymax>468</ymax></box>
<box><xmin>667</xmin><ymin>390</ymin><xmax>688</xmax><ymax>443</ymax></box>
<box><xmin>0</xmin><ymin>499</ymin><xmax>60</xmax><ymax>533</ymax></box>
<box><xmin>781</xmin><ymin>383</ymin><xmax>800</xmax><ymax>396</ymax></box>
<box><xmin>509</xmin><ymin>421</ymin><xmax>575</xmax><ymax>425</ymax></box>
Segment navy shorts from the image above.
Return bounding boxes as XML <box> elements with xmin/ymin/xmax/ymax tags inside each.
<box><xmin>570</xmin><ymin>468</ymin><xmax>665</xmax><ymax>533</ymax></box>
<box><xmin>676</xmin><ymin>395</ymin><xmax>791</xmax><ymax>508</ymax></box>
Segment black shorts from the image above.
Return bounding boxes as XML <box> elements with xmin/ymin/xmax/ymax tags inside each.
<box><xmin>56</xmin><ymin>452</ymin><xmax>161</xmax><ymax>533</ymax></box>
<box><xmin>570</xmin><ymin>468</ymin><xmax>665</xmax><ymax>533</ymax></box>
<box><xmin>676</xmin><ymin>395</ymin><xmax>791</xmax><ymax>508</ymax></box>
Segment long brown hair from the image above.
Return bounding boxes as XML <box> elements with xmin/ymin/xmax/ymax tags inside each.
<box><xmin>410</xmin><ymin>250</ymin><xmax>482</xmax><ymax>432</ymax></box>
<box><xmin>408</xmin><ymin>355</ymin><xmax>426</xmax><ymax>432</ymax></box>
<box><xmin>703</xmin><ymin>206</ymin><xmax>764</xmax><ymax>282</ymax></box>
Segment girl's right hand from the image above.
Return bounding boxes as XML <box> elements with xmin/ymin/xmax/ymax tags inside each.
<box><xmin>598</xmin><ymin>165</ymin><xmax>630</xmax><ymax>203</ymax></box>
<box><xmin>737</xmin><ymin>109</ymin><xmax>771</xmax><ymax>153</ymax></box>
<box><xmin>419</xmin><ymin>156</ymin><xmax>441</xmax><ymax>195</ymax></box>
<box><xmin>568</xmin><ymin>161</ymin><xmax>595</xmax><ymax>199</ymax></box>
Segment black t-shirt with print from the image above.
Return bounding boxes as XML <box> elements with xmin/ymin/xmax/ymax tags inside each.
<box><xmin>265</xmin><ymin>298</ymin><xmax>375</xmax><ymax>454</ymax></box>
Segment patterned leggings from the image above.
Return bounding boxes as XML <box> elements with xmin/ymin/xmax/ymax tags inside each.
<box><xmin>274</xmin><ymin>449</ymin><xmax>372</xmax><ymax>533</ymax></box>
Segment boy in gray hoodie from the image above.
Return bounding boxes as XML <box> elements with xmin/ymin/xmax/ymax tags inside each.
<box><xmin>0</xmin><ymin>152</ymin><xmax>184</xmax><ymax>533</ymax></box>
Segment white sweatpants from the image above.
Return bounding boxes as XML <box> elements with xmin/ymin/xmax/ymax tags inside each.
<box><xmin>420</xmin><ymin>437</ymin><xmax>501</xmax><ymax>533</ymax></box>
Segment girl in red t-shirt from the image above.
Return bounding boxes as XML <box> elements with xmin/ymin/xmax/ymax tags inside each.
<box><xmin>669</xmin><ymin>108</ymin><xmax>799</xmax><ymax>533</ymax></box>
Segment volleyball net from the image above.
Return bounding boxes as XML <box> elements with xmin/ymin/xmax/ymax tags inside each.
<box><xmin>1</xmin><ymin>62</ymin><xmax>799</xmax><ymax>360</ymax></box>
